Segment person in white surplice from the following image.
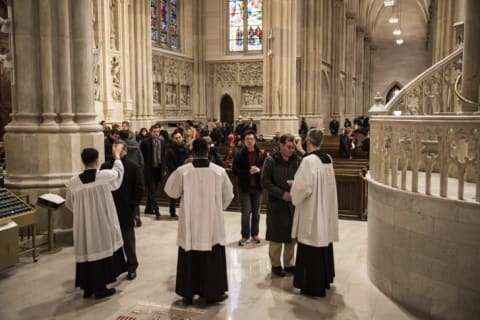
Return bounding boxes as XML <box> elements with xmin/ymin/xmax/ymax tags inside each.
<box><xmin>290</xmin><ymin>129</ymin><xmax>339</xmax><ymax>297</ymax></box>
<box><xmin>65</xmin><ymin>146</ymin><xmax>126</xmax><ymax>299</ymax></box>
<box><xmin>164</xmin><ymin>138</ymin><xmax>234</xmax><ymax>306</ymax></box>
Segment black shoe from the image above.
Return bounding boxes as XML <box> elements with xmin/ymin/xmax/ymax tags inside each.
<box><xmin>184</xmin><ymin>297</ymin><xmax>194</xmax><ymax>305</ymax></box>
<box><xmin>135</xmin><ymin>217</ymin><xmax>142</xmax><ymax>227</ymax></box>
<box><xmin>271</xmin><ymin>266</ymin><xmax>286</xmax><ymax>277</ymax></box>
<box><xmin>83</xmin><ymin>288</ymin><xmax>93</xmax><ymax>298</ymax></box>
<box><xmin>300</xmin><ymin>289</ymin><xmax>326</xmax><ymax>298</ymax></box>
<box><xmin>127</xmin><ymin>272</ymin><xmax>137</xmax><ymax>280</ymax></box>
<box><xmin>206</xmin><ymin>293</ymin><xmax>228</xmax><ymax>304</ymax></box>
<box><xmin>94</xmin><ymin>288</ymin><xmax>116</xmax><ymax>299</ymax></box>
<box><xmin>284</xmin><ymin>266</ymin><xmax>295</xmax><ymax>275</ymax></box>
<box><xmin>155</xmin><ymin>213</ymin><xmax>161</xmax><ymax>220</ymax></box>
<box><xmin>144</xmin><ymin>210</ymin><xmax>154</xmax><ymax>215</ymax></box>
<box><xmin>170</xmin><ymin>214</ymin><xmax>178</xmax><ymax>219</ymax></box>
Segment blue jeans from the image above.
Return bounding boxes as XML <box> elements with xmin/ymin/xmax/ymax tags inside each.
<box><xmin>240</xmin><ymin>190</ymin><xmax>262</xmax><ymax>239</ymax></box>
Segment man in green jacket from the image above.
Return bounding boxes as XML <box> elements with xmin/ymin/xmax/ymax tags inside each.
<box><xmin>261</xmin><ymin>134</ymin><xmax>301</xmax><ymax>277</ymax></box>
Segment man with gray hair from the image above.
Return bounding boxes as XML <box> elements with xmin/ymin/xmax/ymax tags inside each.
<box><xmin>290</xmin><ymin>129</ymin><xmax>339</xmax><ymax>297</ymax></box>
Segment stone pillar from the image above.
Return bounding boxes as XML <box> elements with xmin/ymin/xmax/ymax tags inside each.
<box><xmin>299</xmin><ymin>0</ymin><xmax>323</xmax><ymax>130</ymax></box>
<box><xmin>57</xmin><ymin>0</ymin><xmax>78</xmax><ymax>132</ymax></box>
<box><xmin>261</xmin><ymin>0</ymin><xmax>298</xmax><ymax>136</ymax></box>
<box><xmin>331</xmin><ymin>0</ymin><xmax>345</xmax><ymax>118</ymax></box>
<box><xmin>355</xmin><ymin>26</ymin><xmax>365</xmax><ymax>116</ymax></box>
<box><xmin>193</xmin><ymin>0</ymin><xmax>207</xmax><ymax>122</ymax></box>
<box><xmin>7</xmin><ymin>0</ymin><xmax>40</xmax><ymax>132</ymax></box>
<box><xmin>431</xmin><ymin>0</ymin><xmax>456</xmax><ymax>63</ymax></box>
<box><xmin>119</xmin><ymin>0</ymin><xmax>133</xmax><ymax>120</ymax></box>
<box><xmin>461</xmin><ymin>0</ymin><xmax>480</xmax><ymax>112</ymax></box>
<box><xmin>5</xmin><ymin>0</ymin><xmax>102</xmax><ymax>238</ymax></box>
<box><xmin>363</xmin><ymin>37</ymin><xmax>373</xmax><ymax>115</ymax></box>
<box><xmin>38</xmin><ymin>0</ymin><xmax>58</xmax><ymax>131</ymax></box>
<box><xmin>128</xmin><ymin>0</ymin><xmax>154</xmax><ymax>129</ymax></box>
<box><xmin>344</xmin><ymin>11</ymin><xmax>356</xmax><ymax>116</ymax></box>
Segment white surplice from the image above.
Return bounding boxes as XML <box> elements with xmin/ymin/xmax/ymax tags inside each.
<box><xmin>66</xmin><ymin>160</ymin><xmax>124</xmax><ymax>263</ymax></box>
<box><xmin>290</xmin><ymin>154</ymin><xmax>339</xmax><ymax>247</ymax></box>
<box><xmin>164</xmin><ymin>162</ymin><xmax>234</xmax><ymax>252</ymax></box>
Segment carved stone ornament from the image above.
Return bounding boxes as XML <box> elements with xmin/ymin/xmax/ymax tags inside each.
<box><xmin>111</xmin><ymin>56</ymin><xmax>121</xmax><ymax>101</ymax></box>
<box><xmin>165</xmin><ymin>84</ymin><xmax>177</xmax><ymax>106</ymax></box>
<box><xmin>180</xmin><ymin>85</ymin><xmax>191</xmax><ymax>106</ymax></box>
<box><xmin>241</xmin><ymin>86</ymin><xmax>263</xmax><ymax>106</ymax></box>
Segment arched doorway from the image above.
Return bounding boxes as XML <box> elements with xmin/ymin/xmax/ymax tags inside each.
<box><xmin>386</xmin><ymin>84</ymin><xmax>402</xmax><ymax>103</ymax></box>
<box><xmin>220</xmin><ymin>94</ymin><xmax>234</xmax><ymax>127</ymax></box>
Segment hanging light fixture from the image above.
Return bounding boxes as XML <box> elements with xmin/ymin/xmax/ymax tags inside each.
<box><xmin>396</xmin><ymin>38</ymin><xmax>404</xmax><ymax>45</ymax></box>
<box><xmin>393</xmin><ymin>27</ymin><xmax>402</xmax><ymax>36</ymax></box>
<box><xmin>389</xmin><ymin>15</ymin><xmax>399</xmax><ymax>24</ymax></box>
<box><xmin>384</xmin><ymin>0</ymin><xmax>395</xmax><ymax>6</ymax></box>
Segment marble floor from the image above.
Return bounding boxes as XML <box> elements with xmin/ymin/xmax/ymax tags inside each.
<box><xmin>0</xmin><ymin>208</ymin><xmax>423</xmax><ymax>320</ymax></box>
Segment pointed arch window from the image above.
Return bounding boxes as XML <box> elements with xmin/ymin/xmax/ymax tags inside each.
<box><xmin>151</xmin><ymin>0</ymin><xmax>180</xmax><ymax>50</ymax></box>
<box><xmin>228</xmin><ymin>0</ymin><xmax>263</xmax><ymax>52</ymax></box>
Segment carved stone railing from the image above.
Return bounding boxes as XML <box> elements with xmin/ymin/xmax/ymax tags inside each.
<box><xmin>369</xmin><ymin>116</ymin><xmax>480</xmax><ymax>202</ymax></box>
<box><xmin>376</xmin><ymin>48</ymin><xmax>464</xmax><ymax>115</ymax></box>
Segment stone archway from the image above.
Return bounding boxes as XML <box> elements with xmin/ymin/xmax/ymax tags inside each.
<box><xmin>220</xmin><ymin>94</ymin><xmax>234</xmax><ymax>127</ymax></box>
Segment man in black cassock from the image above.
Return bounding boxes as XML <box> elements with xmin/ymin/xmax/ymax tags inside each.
<box><xmin>101</xmin><ymin>140</ymin><xmax>144</xmax><ymax>280</ymax></box>
<box><xmin>164</xmin><ymin>138</ymin><xmax>234</xmax><ymax>305</ymax></box>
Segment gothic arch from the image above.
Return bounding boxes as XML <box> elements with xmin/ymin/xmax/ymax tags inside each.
<box><xmin>220</xmin><ymin>93</ymin><xmax>235</xmax><ymax>127</ymax></box>
<box><xmin>384</xmin><ymin>81</ymin><xmax>403</xmax><ymax>103</ymax></box>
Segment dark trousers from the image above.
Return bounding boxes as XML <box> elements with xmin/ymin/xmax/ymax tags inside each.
<box><xmin>121</xmin><ymin>227</ymin><xmax>138</xmax><ymax>273</ymax></box>
<box><xmin>240</xmin><ymin>189</ymin><xmax>262</xmax><ymax>239</ymax></box>
<box><xmin>169</xmin><ymin>198</ymin><xmax>177</xmax><ymax>216</ymax></box>
<box><xmin>145</xmin><ymin>166</ymin><xmax>162</xmax><ymax>213</ymax></box>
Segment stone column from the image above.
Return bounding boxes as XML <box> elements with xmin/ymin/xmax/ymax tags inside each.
<box><xmin>57</xmin><ymin>0</ymin><xmax>78</xmax><ymax>131</ymax></box>
<box><xmin>363</xmin><ymin>37</ymin><xmax>373</xmax><ymax>115</ymax></box>
<box><xmin>7</xmin><ymin>0</ymin><xmax>40</xmax><ymax>132</ymax></box>
<box><xmin>38</xmin><ymin>0</ymin><xmax>58</xmax><ymax>131</ymax></box>
<box><xmin>431</xmin><ymin>0</ymin><xmax>456</xmax><ymax>63</ymax></box>
<box><xmin>461</xmin><ymin>0</ymin><xmax>480</xmax><ymax>112</ymax></box>
<box><xmin>192</xmin><ymin>0</ymin><xmax>207</xmax><ymax>122</ymax></box>
<box><xmin>71</xmin><ymin>0</ymin><xmax>101</xmax><ymax>133</ymax></box>
<box><xmin>261</xmin><ymin>0</ymin><xmax>298</xmax><ymax>136</ymax></box>
<box><xmin>299</xmin><ymin>0</ymin><xmax>323</xmax><ymax>130</ymax></box>
<box><xmin>143</xmin><ymin>0</ymin><xmax>154</xmax><ymax>123</ymax></box>
<box><xmin>5</xmin><ymin>0</ymin><xmax>103</xmax><ymax>238</ymax></box>
<box><xmin>355</xmin><ymin>26</ymin><xmax>365</xmax><ymax>116</ymax></box>
<box><xmin>331</xmin><ymin>0</ymin><xmax>345</xmax><ymax>118</ymax></box>
<box><xmin>119</xmin><ymin>0</ymin><xmax>133</xmax><ymax>120</ymax></box>
<box><xmin>344</xmin><ymin>11</ymin><xmax>356</xmax><ymax>116</ymax></box>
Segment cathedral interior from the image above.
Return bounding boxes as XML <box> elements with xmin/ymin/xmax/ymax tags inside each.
<box><xmin>0</xmin><ymin>0</ymin><xmax>479</xmax><ymax>319</ymax></box>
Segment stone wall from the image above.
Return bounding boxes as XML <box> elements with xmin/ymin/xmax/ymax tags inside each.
<box><xmin>367</xmin><ymin>178</ymin><xmax>480</xmax><ymax>319</ymax></box>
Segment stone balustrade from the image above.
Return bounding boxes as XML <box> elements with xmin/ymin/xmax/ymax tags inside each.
<box><xmin>369</xmin><ymin>116</ymin><xmax>480</xmax><ymax>203</ymax></box>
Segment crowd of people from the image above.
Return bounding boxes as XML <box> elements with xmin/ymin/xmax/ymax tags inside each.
<box><xmin>65</xmin><ymin>117</ymin><xmax>342</xmax><ymax>304</ymax></box>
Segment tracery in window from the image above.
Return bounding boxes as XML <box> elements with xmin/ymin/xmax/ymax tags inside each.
<box><xmin>229</xmin><ymin>0</ymin><xmax>262</xmax><ymax>52</ymax></box>
<box><xmin>151</xmin><ymin>0</ymin><xmax>179</xmax><ymax>50</ymax></box>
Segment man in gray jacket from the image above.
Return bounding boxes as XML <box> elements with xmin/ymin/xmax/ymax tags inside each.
<box><xmin>261</xmin><ymin>134</ymin><xmax>300</xmax><ymax>277</ymax></box>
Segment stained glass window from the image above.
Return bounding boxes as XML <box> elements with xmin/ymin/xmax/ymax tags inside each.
<box><xmin>229</xmin><ymin>0</ymin><xmax>262</xmax><ymax>52</ymax></box>
<box><xmin>151</xmin><ymin>0</ymin><xmax>179</xmax><ymax>50</ymax></box>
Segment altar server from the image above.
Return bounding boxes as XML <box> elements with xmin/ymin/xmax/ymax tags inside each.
<box><xmin>290</xmin><ymin>129</ymin><xmax>339</xmax><ymax>297</ymax></box>
<box><xmin>164</xmin><ymin>138</ymin><xmax>234</xmax><ymax>305</ymax></box>
<box><xmin>66</xmin><ymin>146</ymin><xmax>126</xmax><ymax>299</ymax></box>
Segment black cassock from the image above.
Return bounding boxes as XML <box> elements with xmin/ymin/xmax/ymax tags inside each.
<box><xmin>293</xmin><ymin>242</ymin><xmax>335</xmax><ymax>297</ymax></box>
<box><xmin>74</xmin><ymin>169</ymin><xmax>127</xmax><ymax>290</ymax></box>
<box><xmin>176</xmin><ymin>244</ymin><xmax>228</xmax><ymax>301</ymax></box>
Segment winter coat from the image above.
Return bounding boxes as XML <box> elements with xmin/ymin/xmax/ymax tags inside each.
<box><xmin>260</xmin><ymin>151</ymin><xmax>300</xmax><ymax>242</ymax></box>
<box><xmin>232</xmin><ymin>145</ymin><xmax>265</xmax><ymax>192</ymax></box>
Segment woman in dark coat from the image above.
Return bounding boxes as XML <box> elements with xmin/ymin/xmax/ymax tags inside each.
<box><xmin>260</xmin><ymin>134</ymin><xmax>301</xmax><ymax>277</ymax></box>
